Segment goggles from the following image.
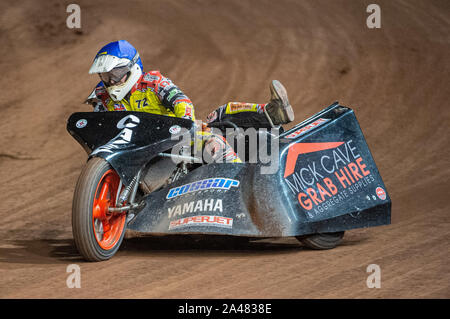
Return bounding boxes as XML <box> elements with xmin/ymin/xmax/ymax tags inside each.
<box><xmin>99</xmin><ymin>66</ymin><xmax>131</xmax><ymax>87</ymax></box>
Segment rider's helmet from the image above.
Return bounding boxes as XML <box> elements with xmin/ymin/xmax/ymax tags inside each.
<box><xmin>89</xmin><ymin>40</ymin><xmax>143</xmax><ymax>101</ymax></box>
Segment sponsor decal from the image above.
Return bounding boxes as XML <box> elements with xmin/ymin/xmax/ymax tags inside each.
<box><xmin>168</xmin><ymin>199</ymin><xmax>223</xmax><ymax>218</ymax></box>
<box><xmin>116</xmin><ymin>114</ymin><xmax>140</xmax><ymax>129</ymax></box>
<box><xmin>284</xmin><ymin>142</ymin><xmax>344</xmax><ymax>178</ymax></box>
<box><xmin>229</xmin><ymin>102</ymin><xmax>254</xmax><ymax>112</ymax></box>
<box><xmin>76</xmin><ymin>119</ymin><xmax>87</xmax><ymax>128</ymax></box>
<box><xmin>169</xmin><ymin>125</ymin><xmax>182</xmax><ymax>135</ymax></box>
<box><xmin>143</xmin><ymin>73</ymin><xmax>160</xmax><ymax>82</ymax></box>
<box><xmin>256</xmin><ymin>104</ymin><xmax>266</xmax><ymax>113</ymax></box>
<box><xmin>166</xmin><ymin>178</ymin><xmax>240</xmax><ymax>199</ymax></box>
<box><xmin>91</xmin><ymin>115</ymin><xmax>140</xmax><ymax>155</ymax></box>
<box><xmin>284</xmin><ymin>140</ymin><xmax>378</xmax><ymax>218</ymax></box>
<box><xmin>376</xmin><ymin>187</ymin><xmax>386</xmax><ymax>200</ymax></box>
<box><xmin>114</xmin><ymin>103</ymin><xmax>126</xmax><ymax>111</ymax></box>
<box><xmin>285</xmin><ymin>118</ymin><xmax>330</xmax><ymax>139</ymax></box>
<box><xmin>167</xmin><ymin>88</ymin><xmax>181</xmax><ymax>101</ymax></box>
<box><xmin>159</xmin><ymin>80</ymin><xmax>171</xmax><ymax>89</ymax></box>
<box><xmin>184</xmin><ymin>106</ymin><xmax>193</xmax><ymax>118</ymax></box>
<box><xmin>169</xmin><ymin>215</ymin><xmax>233</xmax><ymax>230</ymax></box>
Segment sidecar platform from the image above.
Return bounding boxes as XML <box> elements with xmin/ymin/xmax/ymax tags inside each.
<box><xmin>127</xmin><ymin>103</ymin><xmax>391</xmax><ymax>237</ymax></box>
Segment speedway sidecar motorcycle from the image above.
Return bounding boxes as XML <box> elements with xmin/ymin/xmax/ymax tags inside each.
<box><xmin>67</xmin><ymin>102</ymin><xmax>391</xmax><ymax>261</ymax></box>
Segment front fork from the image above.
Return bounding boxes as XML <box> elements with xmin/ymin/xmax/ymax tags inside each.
<box><xmin>108</xmin><ymin>169</ymin><xmax>144</xmax><ymax>223</ymax></box>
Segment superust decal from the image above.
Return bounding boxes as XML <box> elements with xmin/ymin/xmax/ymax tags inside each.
<box><xmin>169</xmin><ymin>215</ymin><xmax>233</xmax><ymax>230</ymax></box>
<box><xmin>284</xmin><ymin>140</ymin><xmax>382</xmax><ymax>218</ymax></box>
<box><xmin>166</xmin><ymin>178</ymin><xmax>239</xmax><ymax>199</ymax></box>
<box><xmin>168</xmin><ymin>199</ymin><xmax>223</xmax><ymax>218</ymax></box>
<box><xmin>285</xmin><ymin>118</ymin><xmax>330</xmax><ymax>139</ymax></box>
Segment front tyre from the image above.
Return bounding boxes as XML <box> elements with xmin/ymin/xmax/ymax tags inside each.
<box><xmin>72</xmin><ymin>157</ymin><xmax>127</xmax><ymax>261</ymax></box>
<box><xmin>296</xmin><ymin>231</ymin><xmax>345</xmax><ymax>250</ymax></box>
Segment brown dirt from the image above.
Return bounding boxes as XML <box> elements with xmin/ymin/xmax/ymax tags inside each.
<box><xmin>0</xmin><ymin>0</ymin><xmax>449</xmax><ymax>298</ymax></box>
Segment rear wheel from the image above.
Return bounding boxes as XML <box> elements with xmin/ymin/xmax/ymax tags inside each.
<box><xmin>72</xmin><ymin>157</ymin><xmax>127</xmax><ymax>261</ymax></box>
<box><xmin>296</xmin><ymin>231</ymin><xmax>345</xmax><ymax>250</ymax></box>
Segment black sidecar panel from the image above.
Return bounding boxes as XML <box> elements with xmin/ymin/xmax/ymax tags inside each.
<box><xmin>127</xmin><ymin>103</ymin><xmax>391</xmax><ymax>237</ymax></box>
<box><xmin>128</xmin><ymin>163</ymin><xmax>264</xmax><ymax>235</ymax></box>
<box><xmin>67</xmin><ymin>111</ymin><xmax>194</xmax><ymax>185</ymax></box>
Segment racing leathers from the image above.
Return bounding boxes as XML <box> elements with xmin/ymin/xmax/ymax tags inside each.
<box><xmin>86</xmin><ymin>70</ymin><xmax>195</xmax><ymax>120</ymax></box>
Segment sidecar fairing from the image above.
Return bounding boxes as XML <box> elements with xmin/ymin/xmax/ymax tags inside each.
<box><xmin>67</xmin><ymin>112</ymin><xmax>195</xmax><ymax>186</ymax></box>
<box><xmin>127</xmin><ymin>103</ymin><xmax>391</xmax><ymax>237</ymax></box>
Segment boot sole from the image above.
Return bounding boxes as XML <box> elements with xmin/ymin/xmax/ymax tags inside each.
<box><xmin>270</xmin><ymin>80</ymin><xmax>294</xmax><ymax>123</ymax></box>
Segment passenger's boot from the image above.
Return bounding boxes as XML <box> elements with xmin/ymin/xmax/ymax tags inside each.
<box><xmin>264</xmin><ymin>80</ymin><xmax>294</xmax><ymax>125</ymax></box>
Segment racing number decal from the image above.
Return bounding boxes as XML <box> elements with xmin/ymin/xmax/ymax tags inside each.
<box><xmin>136</xmin><ymin>98</ymin><xmax>148</xmax><ymax>109</ymax></box>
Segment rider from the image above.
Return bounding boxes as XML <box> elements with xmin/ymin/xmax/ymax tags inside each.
<box><xmin>86</xmin><ymin>40</ymin><xmax>294</xmax><ymax>161</ymax></box>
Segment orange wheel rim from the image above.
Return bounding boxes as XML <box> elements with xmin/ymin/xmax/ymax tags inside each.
<box><xmin>92</xmin><ymin>169</ymin><xmax>126</xmax><ymax>250</ymax></box>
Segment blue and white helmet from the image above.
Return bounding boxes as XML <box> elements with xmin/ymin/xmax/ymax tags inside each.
<box><xmin>89</xmin><ymin>40</ymin><xmax>143</xmax><ymax>101</ymax></box>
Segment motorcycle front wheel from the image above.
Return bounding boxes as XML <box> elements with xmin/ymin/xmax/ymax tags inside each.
<box><xmin>72</xmin><ymin>157</ymin><xmax>127</xmax><ymax>261</ymax></box>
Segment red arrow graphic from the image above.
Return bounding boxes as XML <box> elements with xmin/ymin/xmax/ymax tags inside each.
<box><xmin>284</xmin><ymin>142</ymin><xmax>344</xmax><ymax>178</ymax></box>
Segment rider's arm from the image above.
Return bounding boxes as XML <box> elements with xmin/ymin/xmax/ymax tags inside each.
<box><xmin>85</xmin><ymin>81</ymin><xmax>108</xmax><ymax>112</ymax></box>
<box><xmin>144</xmin><ymin>71</ymin><xmax>196</xmax><ymax>120</ymax></box>
<box><xmin>172</xmin><ymin>99</ymin><xmax>195</xmax><ymax>121</ymax></box>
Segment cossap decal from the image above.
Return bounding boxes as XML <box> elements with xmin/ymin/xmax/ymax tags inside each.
<box><xmin>166</xmin><ymin>178</ymin><xmax>240</xmax><ymax>199</ymax></box>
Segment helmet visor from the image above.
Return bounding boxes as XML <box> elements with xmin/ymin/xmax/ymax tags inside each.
<box><xmin>99</xmin><ymin>66</ymin><xmax>131</xmax><ymax>87</ymax></box>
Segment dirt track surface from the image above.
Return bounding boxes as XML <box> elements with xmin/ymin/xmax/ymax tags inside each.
<box><xmin>0</xmin><ymin>0</ymin><xmax>449</xmax><ymax>298</ymax></box>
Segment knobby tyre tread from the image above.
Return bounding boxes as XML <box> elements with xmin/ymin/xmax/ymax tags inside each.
<box><xmin>72</xmin><ymin>157</ymin><xmax>126</xmax><ymax>261</ymax></box>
